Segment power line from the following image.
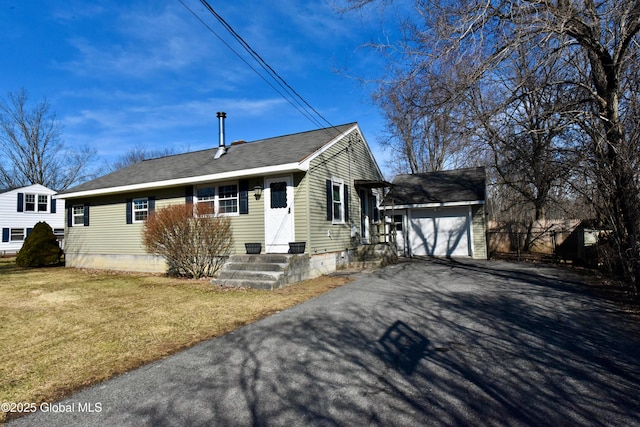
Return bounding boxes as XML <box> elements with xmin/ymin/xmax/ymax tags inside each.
<box><xmin>198</xmin><ymin>0</ymin><xmax>333</xmax><ymax>130</ymax></box>
<box><xmin>179</xmin><ymin>0</ymin><xmax>343</xmax><ymax>137</ymax></box>
<box><xmin>177</xmin><ymin>0</ymin><xmax>322</xmax><ymax>128</ymax></box>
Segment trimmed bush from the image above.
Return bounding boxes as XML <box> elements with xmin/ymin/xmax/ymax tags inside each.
<box><xmin>142</xmin><ymin>203</ymin><xmax>233</xmax><ymax>278</ymax></box>
<box><xmin>16</xmin><ymin>221</ymin><xmax>63</xmax><ymax>267</ymax></box>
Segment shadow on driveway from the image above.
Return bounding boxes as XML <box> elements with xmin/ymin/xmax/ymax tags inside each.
<box><xmin>12</xmin><ymin>258</ymin><xmax>640</xmax><ymax>426</ymax></box>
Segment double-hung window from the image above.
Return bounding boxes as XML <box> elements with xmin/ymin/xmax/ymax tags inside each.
<box><xmin>133</xmin><ymin>198</ymin><xmax>149</xmax><ymax>222</ymax></box>
<box><xmin>332</xmin><ymin>179</ymin><xmax>344</xmax><ymax>224</ymax></box>
<box><xmin>38</xmin><ymin>195</ymin><xmax>48</xmax><ymax>212</ymax></box>
<box><xmin>196</xmin><ymin>187</ymin><xmax>216</xmax><ymax>209</ymax></box>
<box><xmin>218</xmin><ymin>184</ymin><xmax>238</xmax><ymax>214</ymax></box>
<box><xmin>196</xmin><ymin>183</ymin><xmax>239</xmax><ymax>215</ymax></box>
<box><xmin>25</xmin><ymin>194</ymin><xmax>36</xmax><ymax>212</ymax></box>
<box><xmin>20</xmin><ymin>193</ymin><xmax>49</xmax><ymax>212</ymax></box>
<box><xmin>73</xmin><ymin>205</ymin><xmax>85</xmax><ymax>226</ymax></box>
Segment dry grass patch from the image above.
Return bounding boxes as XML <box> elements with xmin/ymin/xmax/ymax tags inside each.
<box><xmin>0</xmin><ymin>258</ymin><xmax>350</xmax><ymax>422</ymax></box>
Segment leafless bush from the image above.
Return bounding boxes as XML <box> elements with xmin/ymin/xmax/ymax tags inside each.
<box><xmin>142</xmin><ymin>203</ymin><xmax>233</xmax><ymax>279</ymax></box>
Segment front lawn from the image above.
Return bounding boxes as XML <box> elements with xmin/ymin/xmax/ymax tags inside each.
<box><xmin>0</xmin><ymin>258</ymin><xmax>349</xmax><ymax>422</ymax></box>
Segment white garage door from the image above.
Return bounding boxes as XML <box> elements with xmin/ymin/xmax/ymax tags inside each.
<box><xmin>409</xmin><ymin>207</ymin><xmax>471</xmax><ymax>257</ymax></box>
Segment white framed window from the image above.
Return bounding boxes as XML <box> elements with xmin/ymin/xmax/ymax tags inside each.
<box><xmin>21</xmin><ymin>193</ymin><xmax>50</xmax><ymax>213</ymax></box>
<box><xmin>331</xmin><ymin>178</ymin><xmax>345</xmax><ymax>224</ymax></box>
<box><xmin>38</xmin><ymin>194</ymin><xmax>48</xmax><ymax>212</ymax></box>
<box><xmin>218</xmin><ymin>184</ymin><xmax>238</xmax><ymax>214</ymax></box>
<box><xmin>195</xmin><ymin>183</ymin><xmax>238</xmax><ymax>215</ymax></box>
<box><xmin>10</xmin><ymin>228</ymin><xmax>25</xmax><ymax>241</ymax></box>
<box><xmin>133</xmin><ymin>198</ymin><xmax>149</xmax><ymax>222</ymax></box>
<box><xmin>25</xmin><ymin>194</ymin><xmax>36</xmax><ymax>212</ymax></box>
<box><xmin>196</xmin><ymin>187</ymin><xmax>216</xmax><ymax>208</ymax></box>
<box><xmin>73</xmin><ymin>205</ymin><xmax>85</xmax><ymax>226</ymax></box>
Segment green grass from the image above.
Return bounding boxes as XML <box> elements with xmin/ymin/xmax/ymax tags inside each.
<box><xmin>0</xmin><ymin>258</ymin><xmax>350</xmax><ymax>422</ymax></box>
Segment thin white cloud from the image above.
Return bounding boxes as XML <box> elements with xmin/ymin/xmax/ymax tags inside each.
<box><xmin>55</xmin><ymin>2</ymin><xmax>222</xmax><ymax>79</ymax></box>
<box><xmin>61</xmin><ymin>97</ymin><xmax>287</xmax><ymax>134</ymax></box>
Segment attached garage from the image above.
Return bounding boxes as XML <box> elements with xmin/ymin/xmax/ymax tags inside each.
<box><xmin>383</xmin><ymin>168</ymin><xmax>487</xmax><ymax>259</ymax></box>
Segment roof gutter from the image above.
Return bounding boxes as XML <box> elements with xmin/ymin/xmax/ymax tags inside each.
<box><xmin>381</xmin><ymin>200</ymin><xmax>485</xmax><ymax>210</ymax></box>
<box><xmin>55</xmin><ymin>162</ymin><xmax>306</xmax><ymax>199</ymax></box>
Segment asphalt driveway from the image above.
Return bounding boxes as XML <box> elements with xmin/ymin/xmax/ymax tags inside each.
<box><xmin>10</xmin><ymin>258</ymin><xmax>640</xmax><ymax>426</ymax></box>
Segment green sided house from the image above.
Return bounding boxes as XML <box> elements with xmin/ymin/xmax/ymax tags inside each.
<box><xmin>56</xmin><ymin>117</ymin><xmax>387</xmax><ymax>282</ymax></box>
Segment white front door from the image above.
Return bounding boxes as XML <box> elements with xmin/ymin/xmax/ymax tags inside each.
<box><xmin>264</xmin><ymin>176</ymin><xmax>294</xmax><ymax>253</ymax></box>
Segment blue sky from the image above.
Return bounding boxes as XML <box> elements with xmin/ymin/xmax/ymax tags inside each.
<box><xmin>1</xmin><ymin>0</ymin><xmax>402</xmax><ymax>179</ymax></box>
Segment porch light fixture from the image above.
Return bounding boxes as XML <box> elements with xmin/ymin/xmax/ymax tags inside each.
<box><xmin>253</xmin><ymin>184</ymin><xmax>263</xmax><ymax>200</ymax></box>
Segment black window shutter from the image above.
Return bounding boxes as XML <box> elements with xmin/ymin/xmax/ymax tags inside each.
<box><xmin>67</xmin><ymin>206</ymin><xmax>73</xmax><ymax>227</ymax></box>
<box><xmin>26</xmin><ymin>228</ymin><xmax>33</xmax><ymax>237</ymax></box>
<box><xmin>185</xmin><ymin>185</ymin><xmax>194</xmax><ymax>204</ymax></box>
<box><xmin>17</xmin><ymin>193</ymin><xmax>24</xmax><ymax>212</ymax></box>
<box><xmin>126</xmin><ymin>199</ymin><xmax>132</xmax><ymax>224</ymax></box>
<box><xmin>326</xmin><ymin>180</ymin><xmax>332</xmax><ymax>221</ymax></box>
<box><xmin>51</xmin><ymin>198</ymin><xmax>57</xmax><ymax>213</ymax></box>
<box><xmin>344</xmin><ymin>184</ymin><xmax>349</xmax><ymax>222</ymax></box>
<box><xmin>239</xmin><ymin>180</ymin><xmax>249</xmax><ymax>214</ymax></box>
<box><xmin>148</xmin><ymin>196</ymin><xmax>155</xmax><ymax>214</ymax></box>
<box><xmin>83</xmin><ymin>204</ymin><xmax>90</xmax><ymax>226</ymax></box>
<box><xmin>2</xmin><ymin>228</ymin><xmax>9</xmax><ymax>242</ymax></box>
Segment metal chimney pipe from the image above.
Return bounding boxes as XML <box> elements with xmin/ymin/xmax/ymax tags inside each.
<box><xmin>217</xmin><ymin>111</ymin><xmax>226</xmax><ymax>148</ymax></box>
<box><xmin>215</xmin><ymin>111</ymin><xmax>227</xmax><ymax>159</ymax></box>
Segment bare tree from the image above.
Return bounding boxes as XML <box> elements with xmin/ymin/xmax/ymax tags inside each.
<box><xmin>345</xmin><ymin>0</ymin><xmax>640</xmax><ymax>293</ymax></box>
<box><xmin>470</xmin><ymin>43</ymin><xmax>581</xmax><ymax>251</ymax></box>
<box><xmin>373</xmin><ymin>50</ymin><xmax>481</xmax><ymax>174</ymax></box>
<box><xmin>376</xmin><ymin>80</ymin><xmax>474</xmax><ymax>173</ymax></box>
<box><xmin>108</xmin><ymin>145</ymin><xmax>184</xmax><ymax>172</ymax></box>
<box><xmin>0</xmin><ymin>89</ymin><xmax>96</xmax><ymax>191</ymax></box>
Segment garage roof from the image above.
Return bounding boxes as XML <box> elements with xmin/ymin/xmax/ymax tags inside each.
<box><xmin>382</xmin><ymin>167</ymin><xmax>486</xmax><ymax>206</ymax></box>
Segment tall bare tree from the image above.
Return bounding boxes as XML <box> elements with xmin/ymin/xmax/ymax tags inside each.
<box><xmin>345</xmin><ymin>0</ymin><xmax>640</xmax><ymax>293</ymax></box>
<box><xmin>375</xmin><ymin>72</ymin><xmax>476</xmax><ymax>174</ymax></box>
<box><xmin>470</xmin><ymin>42</ymin><xmax>581</xmax><ymax>250</ymax></box>
<box><xmin>0</xmin><ymin>88</ymin><xmax>96</xmax><ymax>191</ymax></box>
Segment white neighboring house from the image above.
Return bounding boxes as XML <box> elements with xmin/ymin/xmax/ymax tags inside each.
<box><xmin>0</xmin><ymin>184</ymin><xmax>66</xmax><ymax>254</ymax></box>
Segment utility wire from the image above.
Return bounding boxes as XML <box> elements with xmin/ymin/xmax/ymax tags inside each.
<box><xmin>180</xmin><ymin>0</ymin><xmax>347</xmax><ymax>139</ymax></box>
<box><xmin>198</xmin><ymin>0</ymin><xmax>334</xmax><ymax>131</ymax></box>
<box><xmin>178</xmin><ymin>0</ymin><xmax>324</xmax><ymax>128</ymax></box>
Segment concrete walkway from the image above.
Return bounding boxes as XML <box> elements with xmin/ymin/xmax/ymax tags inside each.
<box><xmin>11</xmin><ymin>258</ymin><xmax>640</xmax><ymax>426</ymax></box>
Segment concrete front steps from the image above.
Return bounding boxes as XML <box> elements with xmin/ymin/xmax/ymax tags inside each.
<box><xmin>211</xmin><ymin>254</ymin><xmax>310</xmax><ymax>290</ymax></box>
<box><xmin>351</xmin><ymin>243</ymin><xmax>398</xmax><ymax>269</ymax></box>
